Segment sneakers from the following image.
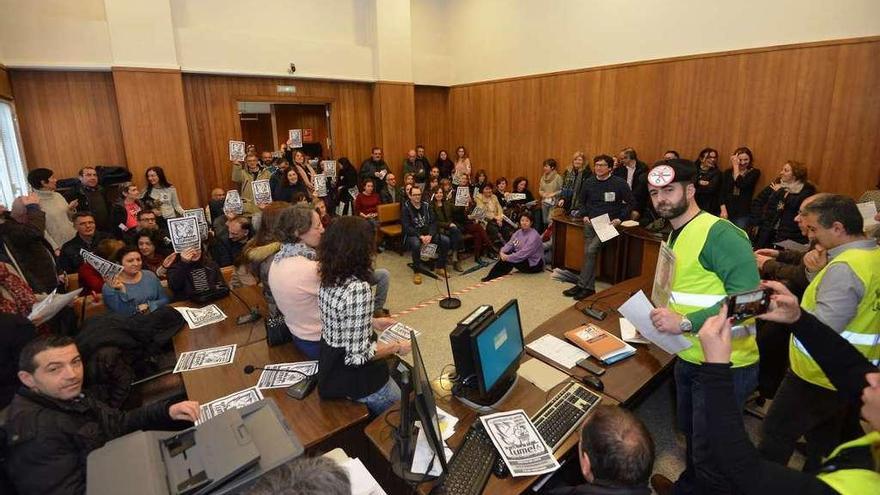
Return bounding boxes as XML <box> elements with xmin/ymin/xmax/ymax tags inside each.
<box><xmin>413</xmin><ymin>273</ymin><xmax>422</xmax><ymax>285</ymax></box>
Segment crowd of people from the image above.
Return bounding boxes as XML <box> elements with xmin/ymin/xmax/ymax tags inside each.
<box><xmin>1</xmin><ymin>139</ymin><xmax>878</xmax><ymax>495</ymax></box>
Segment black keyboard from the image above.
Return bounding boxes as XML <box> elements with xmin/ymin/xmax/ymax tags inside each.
<box><xmin>492</xmin><ymin>382</ymin><xmax>602</xmax><ymax>477</ymax></box>
<box><xmin>432</xmin><ymin>423</ymin><xmax>497</xmax><ymax>495</ymax></box>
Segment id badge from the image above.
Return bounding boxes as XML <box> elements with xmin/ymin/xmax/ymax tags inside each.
<box><xmin>604</xmin><ymin>191</ymin><xmax>616</xmax><ymax>202</ymax></box>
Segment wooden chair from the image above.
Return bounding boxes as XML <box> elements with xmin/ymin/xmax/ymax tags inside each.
<box><xmin>65</xmin><ymin>273</ymin><xmax>79</xmax><ymax>291</ymax></box>
<box><xmin>377</xmin><ymin>203</ymin><xmax>404</xmax><ymax>255</ymax></box>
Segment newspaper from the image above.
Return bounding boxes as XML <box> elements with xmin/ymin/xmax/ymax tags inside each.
<box><xmin>321</xmin><ymin>160</ymin><xmax>337</xmax><ymax>180</ymax></box>
<box><xmin>256</xmin><ymin>361</ymin><xmax>318</xmax><ymax>389</ymax></box>
<box><xmin>80</xmin><ymin>249</ymin><xmax>123</xmax><ymax>279</ymax></box>
<box><xmin>167</xmin><ymin>216</ymin><xmax>201</xmax><ymax>253</ymax></box>
<box><xmin>228</xmin><ymin>140</ymin><xmax>246</xmax><ymax>161</ymax></box>
<box><xmin>348</xmin><ymin>186</ymin><xmax>359</xmax><ymax>200</ymax></box>
<box><xmin>183</xmin><ymin>208</ymin><xmax>208</xmax><ymax>240</ymax></box>
<box><xmin>378</xmin><ymin>322</ymin><xmax>421</xmax><ymax>345</ymax></box>
<box><xmin>420</xmin><ymin>243</ymin><xmax>438</xmax><ymax>260</ymax></box>
<box><xmin>174</xmin><ymin>304</ymin><xmax>227</xmax><ymax>329</ymax></box>
<box><xmin>313</xmin><ymin>174</ymin><xmax>328</xmax><ymax>197</ymax></box>
<box><xmin>252</xmin><ymin>179</ymin><xmax>272</xmax><ymax>205</ymax></box>
<box><xmin>28</xmin><ymin>288</ymin><xmax>83</xmax><ymax>323</ymax></box>
<box><xmin>288</xmin><ymin>129</ymin><xmax>303</xmax><ymax>148</ymax></box>
<box><xmin>480</xmin><ymin>410</ymin><xmax>560</xmax><ymax>477</ymax></box>
<box><xmin>197</xmin><ymin>387</ymin><xmax>262</xmax><ymax>425</ymax></box>
<box><xmin>454</xmin><ymin>186</ymin><xmax>471</xmax><ymax>207</ymax></box>
<box><xmin>508</xmin><ymin>193</ymin><xmax>527</xmax><ymax>201</ymax></box>
<box><xmin>173</xmin><ymin>344</ymin><xmax>237</xmax><ymax>373</ymax></box>
<box><xmin>223</xmin><ymin>190</ymin><xmax>243</xmax><ymax>215</ymax></box>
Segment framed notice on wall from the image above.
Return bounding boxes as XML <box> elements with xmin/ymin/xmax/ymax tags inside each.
<box><xmin>302</xmin><ymin>128</ymin><xmax>313</xmax><ymax>142</ymax></box>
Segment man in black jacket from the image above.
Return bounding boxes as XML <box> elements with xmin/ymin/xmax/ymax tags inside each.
<box><xmin>66</xmin><ymin>167</ymin><xmax>112</xmax><ymax>233</ymax></box>
<box><xmin>401</xmin><ymin>185</ymin><xmax>449</xmax><ymax>284</ymax></box>
<box><xmin>359</xmin><ymin>147</ymin><xmax>390</xmax><ymax>192</ymax></box>
<box><xmin>58</xmin><ymin>212</ymin><xmax>112</xmax><ymax>274</ymax></box>
<box><xmin>3</xmin><ymin>335</ymin><xmax>199</xmax><ymax>495</ymax></box>
<box><xmin>613</xmin><ymin>147</ymin><xmax>649</xmax><ymax>219</ymax></box>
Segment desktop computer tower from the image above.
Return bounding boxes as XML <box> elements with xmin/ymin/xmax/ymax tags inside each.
<box><xmin>449</xmin><ymin>305</ymin><xmax>493</xmax><ymax>387</ymax></box>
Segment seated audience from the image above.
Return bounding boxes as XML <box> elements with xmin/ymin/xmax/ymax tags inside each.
<box><xmin>142</xmin><ymin>166</ymin><xmax>185</xmax><ymax>221</ymax></box>
<box><xmin>482</xmin><ymin>212</ymin><xmax>544</xmax><ymax>282</ymax></box>
<box><xmin>472</xmin><ymin>169</ymin><xmax>490</xmax><ymax>199</ymax></box>
<box><xmin>402</xmin><ymin>185</ymin><xmax>450</xmax><ymax>284</ymax></box>
<box><xmin>380</xmin><ymin>173</ymin><xmax>403</xmax><ymax>204</ymax></box>
<box><xmin>109</xmin><ymin>182</ymin><xmax>143</xmax><ymax>239</ymax></box>
<box><xmin>751</xmin><ymin>160</ymin><xmax>816</xmax><ymax>248</ymax></box>
<box><xmin>475</xmin><ymin>182</ymin><xmax>506</xmax><ymax>244</ymax></box>
<box><xmin>27</xmin><ymin>167</ymin><xmax>76</xmax><ymax>251</ymax></box>
<box><xmin>316</xmin><ymin>216</ymin><xmax>411</xmax><ymax>416</ymax></box>
<box><xmin>430</xmin><ymin>188</ymin><xmax>465</xmax><ymax>272</ymax></box>
<box><xmin>354</xmin><ymin>178</ymin><xmax>381</xmax><ymax>228</ymax></box>
<box><xmin>547</xmin><ymin>406</ymin><xmax>654</xmax><ymax>495</ymax></box>
<box><xmin>663</xmin><ymin>150</ymin><xmax>680</xmax><ymax>159</ymax></box>
<box><xmin>166</xmin><ymin>248</ymin><xmax>226</xmax><ymax>301</ymax></box>
<box><xmin>0</xmin><ymin>198</ymin><xmax>60</xmax><ymax>294</ymax></box>
<box><xmin>563</xmin><ymin>155</ymin><xmax>633</xmax><ymax>300</ymax></box>
<box><xmin>137</xmin><ymin>228</ymin><xmax>173</xmax><ymax>276</ymax></box>
<box><xmin>122</xmin><ymin>209</ymin><xmax>168</xmax><ymax>246</ymax></box>
<box><xmin>211</xmin><ymin>216</ymin><xmax>252</xmax><ymax>268</ymax></box>
<box><xmin>693</xmin><ymin>281</ymin><xmax>880</xmax><ymax>495</ymax></box>
<box><xmin>58</xmin><ymin>212</ymin><xmax>112</xmax><ymax>274</ymax></box>
<box><xmin>243</xmin><ymin>455</ymin><xmax>351</xmax><ymax>495</ymax></box>
<box><xmin>693</xmin><ymin>148</ymin><xmax>722</xmax><ymax>215</ymax></box>
<box><xmin>3</xmin><ymin>335</ymin><xmax>199</xmax><ymax>495</ymax></box>
<box><xmin>558</xmin><ymin>152</ymin><xmax>591</xmax><ymax>212</ymax></box>
<box><xmin>539</xmin><ymin>158</ymin><xmax>563</xmax><ymax>228</ymax></box>
<box><xmin>720</xmin><ymin>147</ymin><xmax>761</xmax><ymax>230</ymax></box>
<box><xmin>66</xmin><ymin>166</ymin><xmax>111</xmax><ymax>233</ymax></box>
<box><xmin>102</xmin><ymin>246</ymin><xmax>169</xmax><ymax>316</ymax></box>
<box><xmin>435</xmin><ymin>150</ymin><xmax>454</xmax><ymax>179</ymax></box>
<box><xmin>272</xmin><ymin>167</ymin><xmax>311</xmax><ymax>204</ymax></box>
<box><xmin>77</xmin><ymin>239</ymin><xmax>125</xmax><ymax>298</ymax></box>
<box><xmin>508</xmin><ymin>176</ymin><xmax>535</xmax><ymax>209</ymax></box>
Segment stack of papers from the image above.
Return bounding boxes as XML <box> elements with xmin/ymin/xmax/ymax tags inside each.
<box><xmin>526</xmin><ymin>334</ymin><xmax>588</xmax><ymax>369</ymax></box>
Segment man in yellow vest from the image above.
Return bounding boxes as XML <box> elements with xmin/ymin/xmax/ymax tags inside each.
<box><xmin>759</xmin><ymin>194</ymin><xmax>880</xmax><ymax>471</ymax></box>
<box><xmin>645</xmin><ymin>159</ymin><xmax>761</xmax><ymax>495</ymax></box>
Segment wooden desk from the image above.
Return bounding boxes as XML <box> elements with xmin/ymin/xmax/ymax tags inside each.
<box><xmin>526</xmin><ymin>276</ymin><xmax>674</xmax><ymax>406</ymax></box>
<box><xmin>366</xmin><ymin>377</ymin><xmax>618</xmax><ymax>495</ymax></box>
<box><xmin>172</xmin><ymin>287</ymin><xmax>370</xmax><ymax>451</ymax></box>
<box><xmin>551</xmin><ymin>212</ymin><xmax>664</xmax><ymax>283</ymax></box>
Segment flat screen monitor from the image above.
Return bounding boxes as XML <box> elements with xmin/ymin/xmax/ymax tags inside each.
<box><xmin>410</xmin><ymin>330</ymin><xmax>448</xmax><ymax>474</ymax></box>
<box><xmin>471</xmin><ymin>299</ymin><xmax>524</xmax><ymax>396</ymax></box>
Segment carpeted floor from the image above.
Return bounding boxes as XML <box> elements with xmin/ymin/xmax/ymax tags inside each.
<box><xmin>373</xmin><ymin>250</ymin><xmax>790</xmax><ymax>490</ymax></box>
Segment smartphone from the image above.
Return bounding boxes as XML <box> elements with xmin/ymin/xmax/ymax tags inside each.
<box><xmin>576</xmin><ymin>358</ymin><xmax>606</xmax><ymax>376</ymax></box>
<box><xmin>726</xmin><ymin>288</ymin><xmax>771</xmax><ymax>323</ymax></box>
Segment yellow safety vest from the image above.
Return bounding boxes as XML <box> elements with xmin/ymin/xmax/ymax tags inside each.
<box><xmin>668</xmin><ymin>213</ymin><xmax>759</xmax><ymax>366</ymax></box>
<box><xmin>816</xmin><ymin>431</ymin><xmax>880</xmax><ymax>494</ymax></box>
<box><xmin>792</xmin><ymin>247</ymin><xmax>880</xmax><ymax>390</ymax></box>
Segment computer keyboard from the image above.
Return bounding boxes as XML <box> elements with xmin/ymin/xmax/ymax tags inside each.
<box><xmin>432</xmin><ymin>423</ymin><xmax>497</xmax><ymax>495</ymax></box>
<box><xmin>492</xmin><ymin>381</ymin><xmax>602</xmax><ymax>477</ymax></box>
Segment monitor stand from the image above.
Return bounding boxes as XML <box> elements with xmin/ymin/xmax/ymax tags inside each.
<box><xmin>452</xmin><ymin>374</ymin><xmax>519</xmax><ymax>413</ymax></box>
<box><xmin>390</xmin><ymin>367</ymin><xmax>441</xmax><ymax>483</ymax></box>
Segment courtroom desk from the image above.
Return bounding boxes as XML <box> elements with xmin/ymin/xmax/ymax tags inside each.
<box><xmin>551</xmin><ymin>211</ymin><xmax>664</xmax><ymax>283</ymax></box>
<box><xmin>526</xmin><ymin>276</ymin><xmax>674</xmax><ymax>406</ymax></box>
<box><xmin>171</xmin><ymin>285</ymin><xmax>268</xmax><ymax>349</ymax></box>
<box><xmin>366</xmin><ymin>377</ymin><xmax>618</xmax><ymax>495</ymax></box>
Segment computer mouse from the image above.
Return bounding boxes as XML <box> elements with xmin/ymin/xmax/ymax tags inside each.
<box><xmin>581</xmin><ymin>374</ymin><xmax>604</xmax><ymax>391</ymax></box>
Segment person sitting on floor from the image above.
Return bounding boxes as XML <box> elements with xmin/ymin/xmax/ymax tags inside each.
<box><xmin>2</xmin><ymin>335</ymin><xmax>199</xmax><ymax>495</ymax></box>
<box><xmin>482</xmin><ymin>212</ymin><xmax>544</xmax><ymax>282</ymax></box>
<box><xmin>102</xmin><ymin>246</ymin><xmax>169</xmax><ymax>316</ymax></box>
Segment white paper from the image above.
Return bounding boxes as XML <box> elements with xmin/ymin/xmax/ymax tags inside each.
<box><xmin>620</xmin><ymin>317</ymin><xmax>649</xmax><ymax>345</ymax></box>
<box><xmin>197</xmin><ymin>386</ymin><xmax>262</xmax><ymax>425</ymax></box>
<box><xmin>288</xmin><ymin>129</ymin><xmax>303</xmax><ymax>148</ymax></box>
<box><xmin>321</xmin><ymin>160</ymin><xmax>337</xmax><ymax>179</ymax></box>
<box><xmin>313</xmin><ymin>174</ymin><xmax>328</xmax><ymax>197</ymax></box>
<box><xmin>481</xmin><ymin>409</ymin><xmax>560</xmax><ymax>477</ymax></box>
<box><xmin>252</xmin><ymin>179</ymin><xmax>272</xmax><ymax>204</ymax></box>
<box><xmin>348</xmin><ymin>186</ymin><xmax>359</xmax><ymax>200</ymax></box>
<box><xmin>167</xmin><ymin>216</ymin><xmax>201</xmax><ymax>253</ymax></box>
<box><xmin>256</xmin><ymin>361</ymin><xmax>318</xmax><ymax>389</ymax></box>
<box><xmin>228</xmin><ymin>140</ymin><xmax>246</xmax><ymax>161</ymax></box>
<box><xmin>618</xmin><ymin>290</ymin><xmax>692</xmax><ymax>355</ymax></box>
<box><xmin>174</xmin><ymin>304</ymin><xmax>227</xmax><ymax>329</ymax></box>
<box><xmin>454</xmin><ymin>186</ymin><xmax>471</xmax><ymax>207</ymax></box>
<box><xmin>857</xmin><ymin>201</ymin><xmax>878</xmax><ymax>229</ymax></box>
<box><xmin>174</xmin><ymin>344</ymin><xmax>237</xmax><ymax>373</ymax></box>
<box><xmin>410</xmin><ymin>427</ymin><xmax>452</xmax><ymax>476</ymax></box>
<box><xmin>590</xmin><ymin>213</ymin><xmax>619</xmax><ymax>242</ymax></box>
<box><xmin>80</xmin><ymin>249</ymin><xmax>123</xmax><ymax>279</ymax></box>
<box><xmin>378</xmin><ymin>322</ymin><xmax>421</xmax><ymax>345</ymax></box>
<box><xmin>419</xmin><ymin>243</ymin><xmax>437</xmax><ymax>260</ymax></box>
<box><xmin>526</xmin><ymin>334</ymin><xmax>588</xmax><ymax>369</ymax></box>
<box><xmin>509</xmin><ymin>193</ymin><xmax>526</xmax><ymax>201</ymax></box>
<box><xmin>223</xmin><ymin>190</ymin><xmax>243</xmax><ymax>215</ymax></box>
<box><xmin>183</xmin><ymin>208</ymin><xmax>208</xmax><ymax>240</ymax></box>
<box><xmin>341</xmin><ymin>457</ymin><xmax>387</xmax><ymax>495</ymax></box>
<box><xmin>28</xmin><ymin>288</ymin><xmax>82</xmax><ymax>323</ymax></box>
<box><xmin>436</xmin><ymin>406</ymin><xmax>459</xmax><ymax>441</ymax></box>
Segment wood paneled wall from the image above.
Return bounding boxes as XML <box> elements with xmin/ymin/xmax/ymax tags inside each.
<box><xmin>446</xmin><ymin>38</ymin><xmax>880</xmax><ymax>200</ymax></box>
<box><xmin>414</xmin><ymin>86</ymin><xmax>450</xmax><ymax>160</ymax></box>
<box><xmin>182</xmin><ymin>74</ymin><xmax>376</xmax><ymax>200</ymax></box>
<box><xmin>273</xmin><ymin>104</ymin><xmax>329</xmax><ymax>156</ymax></box>
<box><xmin>10</xmin><ymin>70</ymin><xmax>127</xmax><ymax>178</ymax></box>
<box><xmin>373</xmin><ymin>83</ymin><xmax>416</xmax><ymax>177</ymax></box>
<box><xmin>112</xmin><ymin>68</ymin><xmax>199</xmax><ymax>208</ymax></box>
<box><xmin>0</xmin><ymin>66</ymin><xmax>12</xmax><ymax>100</ymax></box>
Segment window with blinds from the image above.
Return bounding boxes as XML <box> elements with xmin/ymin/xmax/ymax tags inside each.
<box><xmin>0</xmin><ymin>100</ymin><xmax>29</xmax><ymax>207</ymax></box>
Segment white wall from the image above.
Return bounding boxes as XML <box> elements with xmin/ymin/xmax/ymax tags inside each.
<box><xmin>444</xmin><ymin>0</ymin><xmax>880</xmax><ymax>84</ymax></box>
<box><xmin>410</xmin><ymin>0</ymin><xmax>452</xmax><ymax>86</ymax></box>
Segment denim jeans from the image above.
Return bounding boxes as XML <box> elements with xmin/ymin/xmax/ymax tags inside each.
<box><xmin>577</xmin><ymin>223</ymin><xmax>602</xmax><ymax>290</ymax></box>
<box><xmin>356</xmin><ymin>378</ymin><xmax>401</xmax><ymax>416</ymax></box>
<box><xmin>675</xmin><ymin>359</ymin><xmax>758</xmax><ymax>495</ymax></box>
<box><xmin>371</xmin><ymin>268</ymin><xmax>390</xmax><ymax>310</ymax></box>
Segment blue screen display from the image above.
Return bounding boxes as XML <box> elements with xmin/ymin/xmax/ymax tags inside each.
<box><xmin>475</xmin><ymin>302</ymin><xmax>523</xmax><ymax>392</ymax></box>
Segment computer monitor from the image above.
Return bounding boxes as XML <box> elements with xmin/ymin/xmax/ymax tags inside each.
<box><xmin>391</xmin><ymin>330</ymin><xmax>447</xmax><ymax>481</ymax></box>
<box><xmin>471</xmin><ymin>299</ymin><xmax>524</xmax><ymax>397</ymax></box>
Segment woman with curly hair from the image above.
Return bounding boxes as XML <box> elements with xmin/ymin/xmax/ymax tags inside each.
<box><xmin>316</xmin><ymin>216</ymin><xmax>410</xmax><ymax>415</ymax></box>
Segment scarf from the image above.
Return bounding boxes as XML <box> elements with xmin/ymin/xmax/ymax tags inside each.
<box><xmin>273</xmin><ymin>242</ymin><xmax>317</xmax><ymax>264</ymax></box>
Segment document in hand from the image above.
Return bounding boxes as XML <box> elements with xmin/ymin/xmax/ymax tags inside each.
<box><xmin>590</xmin><ymin>213</ymin><xmax>620</xmax><ymax>242</ymax></box>
<box><xmin>618</xmin><ymin>290</ymin><xmax>692</xmax><ymax>355</ymax></box>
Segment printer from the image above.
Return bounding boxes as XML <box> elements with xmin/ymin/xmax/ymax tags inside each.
<box><xmin>87</xmin><ymin>399</ymin><xmax>303</xmax><ymax>495</ymax></box>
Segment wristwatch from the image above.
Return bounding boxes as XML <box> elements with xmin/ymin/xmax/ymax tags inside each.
<box><xmin>679</xmin><ymin>317</ymin><xmax>693</xmax><ymax>333</ymax></box>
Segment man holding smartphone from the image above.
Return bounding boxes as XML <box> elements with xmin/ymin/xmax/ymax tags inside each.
<box><xmin>645</xmin><ymin>159</ymin><xmax>760</xmax><ymax>495</ymax></box>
